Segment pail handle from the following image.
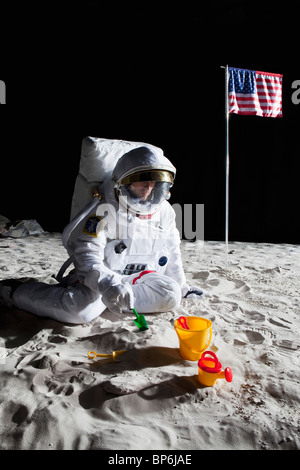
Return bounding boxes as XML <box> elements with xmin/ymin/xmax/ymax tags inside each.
<box><xmin>183</xmin><ymin>325</ymin><xmax>212</xmax><ymax>356</ymax></box>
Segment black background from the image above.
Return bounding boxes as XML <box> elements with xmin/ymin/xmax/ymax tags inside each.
<box><xmin>1</xmin><ymin>2</ymin><xmax>299</xmax><ymax>243</ymax></box>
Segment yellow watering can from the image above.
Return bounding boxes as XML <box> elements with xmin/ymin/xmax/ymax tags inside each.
<box><xmin>198</xmin><ymin>351</ymin><xmax>233</xmax><ymax>387</ymax></box>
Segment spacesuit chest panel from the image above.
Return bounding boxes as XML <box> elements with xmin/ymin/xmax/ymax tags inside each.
<box><xmin>127</xmin><ymin>219</ymin><xmax>166</xmax><ymax>256</ymax></box>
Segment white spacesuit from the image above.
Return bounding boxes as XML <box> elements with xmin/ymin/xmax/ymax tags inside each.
<box><xmin>1</xmin><ymin>146</ymin><xmax>204</xmax><ymax>324</ymax></box>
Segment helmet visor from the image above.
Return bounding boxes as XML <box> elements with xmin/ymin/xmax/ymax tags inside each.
<box><xmin>117</xmin><ymin>169</ymin><xmax>174</xmax><ymax>215</ymax></box>
<box><xmin>118</xmin><ymin>180</ymin><xmax>172</xmax><ymax>215</ymax></box>
<box><xmin>120</xmin><ymin>170</ymin><xmax>174</xmax><ymax>186</ymax></box>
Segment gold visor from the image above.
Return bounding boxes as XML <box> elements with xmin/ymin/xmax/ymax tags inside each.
<box><xmin>120</xmin><ymin>170</ymin><xmax>174</xmax><ymax>186</ymax></box>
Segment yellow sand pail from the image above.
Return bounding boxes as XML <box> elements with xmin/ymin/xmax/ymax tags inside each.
<box><xmin>174</xmin><ymin>316</ymin><xmax>212</xmax><ymax>361</ymax></box>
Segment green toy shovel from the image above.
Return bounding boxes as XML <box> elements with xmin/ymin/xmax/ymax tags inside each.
<box><xmin>131</xmin><ymin>308</ymin><xmax>148</xmax><ymax>331</ymax></box>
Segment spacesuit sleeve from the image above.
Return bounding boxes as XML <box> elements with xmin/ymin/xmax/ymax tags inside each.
<box><xmin>73</xmin><ymin>216</ymin><xmax>122</xmax><ymax>292</ymax></box>
<box><xmin>163</xmin><ymin>206</ymin><xmax>187</xmax><ymax>289</ymax></box>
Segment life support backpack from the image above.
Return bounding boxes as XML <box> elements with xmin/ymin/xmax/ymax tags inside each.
<box><xmin>57</xmin><ymin>137</ymin><xmax>164</xmax><ymax>282</ymax></box>
<box><xmin>70</xmin><ymin>136</ymin><xmax>163</xmax><ymax>220</ymax></box>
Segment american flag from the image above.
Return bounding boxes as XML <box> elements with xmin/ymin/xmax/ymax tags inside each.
<box><xmin>228</xmin><ymin>67</ymin><xmax>283</xmax><ymax>118</ymax></box>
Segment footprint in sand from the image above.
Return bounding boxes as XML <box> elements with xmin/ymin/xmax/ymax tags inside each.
<box><xmin>268</xmin><ymin>316</ymin><xmax>291</xmax><ymax>329</ymax></box>
<box><xmin>32</xmin><ymin>353</ymin><xmax>60</xmax><ymax>370</ymax></box>
<box><xmin>247</xmin><ymin>310</ymin><xmax>265</xmax><ymax>322</ymax></box>
<box><xmin>273</xmin><ymin>339</ymin><xmax>300</xmax><ymax>351</ymax></box>
<box><xmin>11</xmin><ymin>404</ymin><xmax>30</xmax><ymax>426</ymax></box>
<box><xmin>206</xmin><ymin>277</ymin><xmax>250</xmax><ymax>294</ymax></box>
<box><xmin>206</xmin><ymin>278</ymin><xmax>220</xmax><ymax>287</ymax></box>
<box><xmin>32</xmin><ymin>368</ymin><xmax>96</xmax><ymax>397</ymax></box>
<box><xmin>192</xmin><ymin>271</ymin><xmax>210</xmax><ymax>282</ymax></box>
<box><xmin>32</xmin><ymin>373</ymin><xmax>75</xmax><ymax>397</ymax></box>
<box><xmin>48</xmin><ymin>334</ymin><xmax>68</xmax><ymax>344</ymax></box>
<box><xmin>44</xmin><ymin>378</ymin><xmax>74</xmax><ymax>396</ymax></box>
<box><xmin>245</xmin><ymin>330</ymin><xmax>265</xmax><ymax>345</ymax></box>
<box><xmin>69</xmin><ymin>370</ymin><xmax>96</xmax><ymax>386</ymax></box>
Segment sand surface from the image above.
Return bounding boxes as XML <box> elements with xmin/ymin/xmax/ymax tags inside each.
<box><xmin>0</xmin><ymin>233</ymin><xmax>300</xmax><ymax>450</ymax></box>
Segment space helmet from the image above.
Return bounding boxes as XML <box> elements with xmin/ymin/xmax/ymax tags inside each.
<box><xmin>112</xmin><ymin>146</ymin><xmax>176</xmax><ymax>216</ymax></box>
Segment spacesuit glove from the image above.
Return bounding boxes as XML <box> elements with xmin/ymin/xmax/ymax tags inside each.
<box><xmin>182</xmin><ymin>284</ymin><xmax>211</xmax><ymax>299</ymax></box>
<box><xmin>100</xmin><ymin>282</ymin><xmax>135</xmax><ymax>315</ymax></box>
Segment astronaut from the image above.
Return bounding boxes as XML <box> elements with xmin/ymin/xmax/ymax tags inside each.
<box><xmin>0</xmin><ymin>146</ymin><xmax>204</xmax><ymax>324</ymax></box>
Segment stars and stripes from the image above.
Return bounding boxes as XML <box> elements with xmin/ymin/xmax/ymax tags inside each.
<box><xmin>228</xmin><ymin>67</ymin><xmax>283</xmax><ymax>118</ymax></box>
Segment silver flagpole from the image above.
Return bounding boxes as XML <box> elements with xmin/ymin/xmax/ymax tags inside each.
<box><xmin>221</xmin><ymin>65</ymin><xmax>230</xmax><ymax>270</ymax></box>
<box><xmin>225</xmin><ymin>64</ymin><xmax>229</xmax><ymax>270</ymax></box>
